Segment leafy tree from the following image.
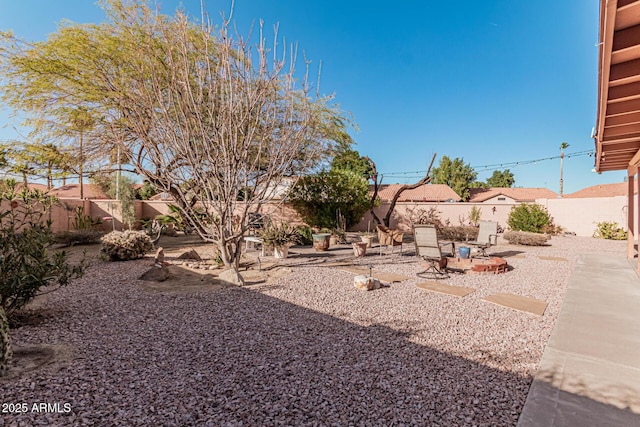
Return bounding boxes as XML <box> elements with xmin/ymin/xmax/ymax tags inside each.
<box><xmin>136</xmin><ymin>181</ymin><xmax>158</xmax><ymax>200</ymax></box>
<box><xmin>93</xmin><ymin>173</ymin><xmax>137</xmax><ymax>229</ymax></box>
<box><xmin>330</xmin><ymin>148</ymin><xmax>374</xmax><ymax>178</ymax></box>
<box><xmin>469</xmin><ymin>181</ymin><xmax>489</xmax><ymax>189</ymax></box>
<box><xmin>429</xmin><ymin>156</ymin><xmax>477</xmax><ymax>201</ymax></box>
<box><xmin>486</xmin><ymin>169</ymin><xmax>515</xmax><ymax>188</ymax></box>
<box><xmin>0</xmin><ymin>180</ymin><xmax>85</xmax><ymax>375</ymax></box>
<box><xmin>289</xmin><ymin>169</ymin><xmax>370</xmax><ymax>230</ymax></box>
<box><xmin>0</xmin><ymin>0</ymin><xmax>351</xmax><ymax>283</ymax></box>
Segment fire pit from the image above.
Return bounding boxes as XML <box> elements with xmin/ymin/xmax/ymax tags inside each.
<box><xmin>446</xmin><ymin>257</ymin><xmax>509</xmax><ymax>274</ymax></box>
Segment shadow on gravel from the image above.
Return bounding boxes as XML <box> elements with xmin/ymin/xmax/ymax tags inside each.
<box><xmin>3</xmin><ymin>274</ymin><xmax>639</xmax><ymax>426</ymax></box>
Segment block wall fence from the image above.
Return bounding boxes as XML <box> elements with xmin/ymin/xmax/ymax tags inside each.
<box><xmin>31</xmin><ymin>195</ymin><xmax>634</xmax><ymax>238</ymax></box>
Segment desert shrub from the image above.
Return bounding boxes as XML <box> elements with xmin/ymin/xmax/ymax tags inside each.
<box><xmin>100</xmin><ymin>230</ymin><xmax>153</xmax><ymax>261</ymax></box>
<box><xmin>1</xmin><ymin>182</ymin><xmax>86</xmax><ymax>315</ymax></box>
<box><xmin>1</xmin><ymin>181</ymin><xmax>85</xmax><ymax>374</ymax></box>
<box><xmin>438</xmin><ymin>226</ymin><xmax>478</xmax><ymax>242</ymax></box>
<box><xmin>407</xmin><ymin>206</ymin><xmax>444</xmax><ymax>228</ymax></box>
<box><xmin>468</xmin><ymin>206</ymin><xmax>482</xmax><ymax>226</ymax></box>
<box><xmin>72</xmin><ymin>206</ymin><xmax>102</xmax><ymax>230</ymax></box>
<box><xmin>593</xmin><ymin>221</ymin><xmax>627</xmax><ymax>240</ymax></box>
<box><xmin>53</xmin><ymin>230</ymin><xmax>105</xmax><ymax>246</ymax></box>
<box><xmin>541</xmin><ymin>223</ymin><xmax>564</xmax><ymax>235</ymax></box>
<box><xmin>503</xmin><ymin>230</ymin><xmax>549</xmax><ymax>246</ymax></box>
<box><xmin>507</xmin><ymin>203</ymin><xmax>553</xmax><ymax>233</ymax></box>
<box><xmin>295</xmin><ymin>225</ymin><xmax>314</xmax><ymax>245</ymax></box>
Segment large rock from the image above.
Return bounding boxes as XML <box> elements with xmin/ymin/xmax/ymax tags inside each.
<box><xmin>219</xmin><ymin>269</ymin><xmax>245</xmax><ymax>286</ymax></box>
<box><xmin>139</xmin><ymin>265</ymin><xmax>170</xmax><ymax>282</ymax></box>
<box><xmin>177</xmin><ymin>249</ymin><xmax>202</xmax><ymax>261</ymax></box>
<box><xmin>354</xmin><ymin>275</ymin><xmax>381</xmax><ymax>291</ymax></box>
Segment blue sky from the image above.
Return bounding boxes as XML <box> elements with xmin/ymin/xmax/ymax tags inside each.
<box><xmin>0</xmin><ymin>0</ymin><xmax>624</xmax><ymax>194</ymax></box>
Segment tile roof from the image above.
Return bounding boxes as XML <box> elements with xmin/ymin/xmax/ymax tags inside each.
<box><xmin>468</xmin><ymin>187</ymin><xmax>558</xmax><ymax>202</ymax></box>
<box><xmin>374</xmin><ymin>184</ymin><xmax>461</xmax><ymax>202</ymax></box>
<box><xmin>50</xmin><ymin>184</ymin><xmax>109</xmax><ymax>199</ymax></box>
<box><xmin>563</xmin><ymin>182</ymin><xmax>636</xmax><ymax>198</ymax></box>
<box><xmin>15</xmin><ymin>182</ymin><xmax>50</xmax><ymax>192</ymax></box>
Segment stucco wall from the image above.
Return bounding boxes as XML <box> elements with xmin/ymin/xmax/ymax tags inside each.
<box><xmin>352</xmin><ymin>202</ymin><xmax>515</xmax><ymax>233</ymax></box>
<box><xmin>20</xmin><ymin>196</ymin><xmax>634</xmax><ymax>238</ymax></box>
<box><xmin>536</xmin><ymin>196</ymin><xmax>631</xmax><ymax>237</ymax></box>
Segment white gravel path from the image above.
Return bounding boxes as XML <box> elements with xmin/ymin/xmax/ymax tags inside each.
<box><xmin>0</xmin><ymin>235</ymin><xmax>626</xmax><ymax>426</ymax></box>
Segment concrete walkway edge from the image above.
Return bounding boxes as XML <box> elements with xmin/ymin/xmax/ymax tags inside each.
<box><xmin>518</xmin><ymin>254</ymin><xmax>640</xmax><ymax>426</ymax></box>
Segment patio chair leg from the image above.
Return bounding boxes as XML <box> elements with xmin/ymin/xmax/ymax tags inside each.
<box><xmin>417</xmin><ymin>264</ymin><xmax>449</xmax><ymax>279</ymax></box>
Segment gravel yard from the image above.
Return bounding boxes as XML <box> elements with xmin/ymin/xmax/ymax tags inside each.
<box><xmin>0</xmin><ymin>235</ymin><xmax>626</xmax><ymax>426</ymax></box>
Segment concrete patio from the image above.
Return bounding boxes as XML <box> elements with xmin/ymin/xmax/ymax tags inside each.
<box><xmin>518</xmin><ymin>254</ymin><xmax>640</xmax><ymax>426</ymax></box>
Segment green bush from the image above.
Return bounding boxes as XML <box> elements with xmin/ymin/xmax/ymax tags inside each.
<box><xmin>1</xmin><ymin>182</ymin><xmax>86</xmax><ymax>315</ymax></box>
<box><xmin>593</xmin><ymin>221</ymin><xmax>628</xmax><ymax>240</ymax></box>
<box><xmin>507</xmin><ymin>203</ymin><xmax>553</xmax><ymax>233</ymax></box>
<box><xmin>438</xmin><ymin>226</ymin><xmax>478</xmax><ymax>242</ymax></box>
<box><xmin>295</xmin><ymin>225</ymin><xmax>314</xmax><ymax>245</ymax></box>
<box><xmin>289</xmin><ymin>169</ymin><xmax>370</xmax><ymax>230</ymax></box>
<box><xmin>101</xmin><ymin>230</ymin><xmax>154</xmax><ymax>261</ymax></box>
<box><xmin>503</xmin><ymin>230</ymin><xmax>549</xmax><ymax>246</ymax></box>
<box><xmin>1</xmin><ymin>181</ymin><xmax>85</xmax><ymax>375</ymax></box>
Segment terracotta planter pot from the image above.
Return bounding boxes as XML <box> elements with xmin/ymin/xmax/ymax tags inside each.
<box><xmin>352</xmin><ymin>242</ymin><xmax>367</xmax><ymax>257</ymax></box>
<box><xmin>361</xmin><ymin>236</ymin><xmax>373</xmax><ymax>248</ymax></box>
<box><xmin>273</xmin><ymin>245</ymin><xmax>289</xmax><ymax>259</ymax></box>
<box><xmin>312</xmin><ymin>233</ymin><xmax>331</xmax><ymax>251</ymax></box>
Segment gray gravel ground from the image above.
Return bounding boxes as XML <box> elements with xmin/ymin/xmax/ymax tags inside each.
<box><xmin>0</xmin><ymin>235</ymin><xmax>626</xmax><ymax>426</ymax></box>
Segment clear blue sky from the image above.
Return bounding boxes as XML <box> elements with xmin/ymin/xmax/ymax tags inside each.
<box><xmin>0</xmin><ymin>0</ymin><xmax>625</xmax><ymax>194</ymax></box>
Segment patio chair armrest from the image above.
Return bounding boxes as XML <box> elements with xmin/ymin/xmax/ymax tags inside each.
<box><xmin>440</xmin><ymin>241</ymin><xmax>455</xmax><ymax>257</ymax></box>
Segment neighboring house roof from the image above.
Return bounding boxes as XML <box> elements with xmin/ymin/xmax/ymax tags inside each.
<box><xmin>50</xmin><ymin>184</ymin><xmax>109</xmax><ymax>199</ymax></box>
<box><xmin>374</xmin><ymin>184</ymin><xmax>461</xmax><ymax>202</ymax></box>
<box><xmin>468</xmin><ymin>187</ymin><xmax>558</xmax><ymax>203</ymax></box>
<box><xmin>563</xmin><ymin>182</ymin><xmax>636</xmax><ymax>198</ymax></box>
<box><xmin>149</xmin><ymin>191</ymin><xmax>174</xmax><ymax>201</ymax></box>
<box><xmin>15</xmin><ymin>182</ymin><xmax>50</xmax><ymax>192</ymax></box>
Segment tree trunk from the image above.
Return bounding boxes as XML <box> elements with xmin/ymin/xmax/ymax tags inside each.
<box><xmin>79</xmin><ymin>131</ymin><xmax>84</xmax><ymax>199</ymax></box>
<box><xmin>220</xmin><ymin>239</ymin><xmax>245</xmax><ymax>285</ymax></box>
<box><xmin>382</xmin><ymin>153</ymin><xmax>437</xmax><ymax>227</ymax></box>
<box><xmin>364</xmin><ymin>156</ymin><xmax>382</xmax><ymax>226</ymax></box>
<box><xmin>0</xmin><ymin>306</ymin><xmax>12</xmax><ymax>377</ymax></box>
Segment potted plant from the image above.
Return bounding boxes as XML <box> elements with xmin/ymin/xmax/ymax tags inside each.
<box><xmin>330</xmin><ymin>228</ymin><xmax>346</xmax><ymax>245</ymax></box>
<box><xmin>360</xmin><ymin>232</ymin><xmax>374</xmax><ymax>248</ymax></box>
<box><xmin>352</xmin><ymin>241</ymin><xmax>367</xmax><ymax>257</ymax></box>
<box><xmin>312</xmin><ymin>228</ymin><xmax>332</xmax><ymax>251</ymax></box>
<box><xmin>258</xmin><ymin>222</ymin><xmax>300</xmax><ymax>259</ymax></box>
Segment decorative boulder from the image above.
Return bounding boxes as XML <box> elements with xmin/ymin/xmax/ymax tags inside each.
<box><xmin>219</xmin><ymin>269</ymin><xmax>244</xmax><ymax>286</ymax></box>
<box><xmin>177</xmin><ymin>249</ymin><xmax>202</xmax><ymax>261</ymax></box>
<box><xmin>354</xmin><ymin>275</ymin><xmax>381</xmax><ymax>291</ymax></box>
<box><xmin>139</xmin><ymin>264</ymin><xmax>170</xmax><ymax>282</ymax></box>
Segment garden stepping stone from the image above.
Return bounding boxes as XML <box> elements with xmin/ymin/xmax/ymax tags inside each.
<box><xmin>415</xmin><ymin>282</ymin><xmax>475</xmax><ymax>297</ymax></box>
<box><xmin>483</xmin><ymin>293</ymin><xmax>548</xmax><ymax>316</ymax></box>
<box><xmin>339</xmin><ymin>267</ymin><xmax>410</xmax><ymax>283</ymax></box>
<box><xmin>537</xmin><ymin>256</ymin><xmax>568</xmax><ymax>262</ymax></box>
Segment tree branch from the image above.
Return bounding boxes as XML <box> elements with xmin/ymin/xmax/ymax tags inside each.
<box><xmin>382</xmin><ymin>153</ymin><xmax>437</xmax><ymax>227</ymax></box>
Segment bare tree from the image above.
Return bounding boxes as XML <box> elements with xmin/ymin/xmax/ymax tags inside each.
<box><xmin>367</xmin><ymin>154</ymin><xmax>437</xmax><ymax>227</ymax></box>
<box><xmin>0</xmin><ymin>1</ymin><xmax>349</xmax><ymax>283</ymax></box>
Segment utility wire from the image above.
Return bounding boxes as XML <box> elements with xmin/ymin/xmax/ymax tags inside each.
<box><xmin>380</xmin><ymin>150</ymin><xmax>595</xmax><ymax>178</ymax></box>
